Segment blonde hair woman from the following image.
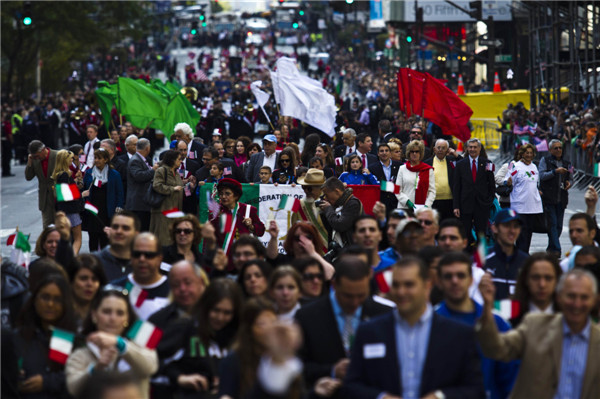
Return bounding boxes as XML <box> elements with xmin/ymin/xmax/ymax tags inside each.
<box><xmin>394</xmin><ymin>140</ymin><xmax>436</xmax><ymax>210</ymax></box>
<box><xmin>52</xmin><ymin>150</ymin><xmax>83</xmax><ymax>254</ymax></box>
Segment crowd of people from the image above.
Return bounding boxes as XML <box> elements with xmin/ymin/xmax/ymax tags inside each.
<box><xmin>3</xmin><ymin>32</ymin><xmax>600</xmax><ymax>399</ymax></box>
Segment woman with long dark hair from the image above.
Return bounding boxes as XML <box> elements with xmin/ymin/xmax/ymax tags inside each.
<box><xmin>165</xmin><ymin>279</ymin><xmax>244</xmax><ymax>397</ymax></box>
<box><xmin>301</xmin><ymin>133</ymin><xmax>321</xmax><ymax>166</ymax></box>
<box><xmin>14</xmin><ymin>274</ymin><xmax>77</xmax><ymax>399</ymax></box>
<box><xmin>218</xmin><ymin>297</ymin><xmax>303</xmax><ymax>399</ymax></box>
<box><xmin>162</xmin><ymin>215</ymin><xmax>204</xmax><ymax>266</ymax></box>
<box><xmin>237</xmin><ymin>260</ymin><xmax>273</xmax><ymax>298</ymax></box>
<box><xmin>68</xmin><ymin>254</ymin><xmax>107</xmax><ymax>328</ymax></box>
<box><xmin>272</xmin><ymin>147</ymin><xmax>297</xmax><ymax>185</ymax></box>
<box><xmin>65</xmin><ymin>287</ymin><xmax>158</xmax><ymax>399</ymax></box>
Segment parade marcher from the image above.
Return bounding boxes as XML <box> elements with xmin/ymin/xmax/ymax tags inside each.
<box><xmin>126</xmin><ymin>138</ymin><xmax>158</xmax><ymax>232</ymax></box>
<box><xmin>395</xmin><ymin>140</ymin><xmax>436</xmax><ymax>210</ymax></box>
<box><xmin>94</xmin><ymin>211</ymin><xmax>140</xmax><ymax>282</ymax></box>
<box><xmin>83</xmin><ymin>124</ymin><xmax>100</xmax><ymax>169</ymax></box>
<box><xmin>424</xmin><ymin>139</ymin><xmax>460</xmax><ymax>221</ymax></box>
<box><xmin>52</xmin><ymin>149</ymin><xmax>83</xmax><ymax>254</ymax></box>
<box><xmin>339</xmin><ymin>154</ymin><xmax>379</xmax><ymax>185</ymax></box>
<box><xmin>25</xmin><ymin>140</ymin><xmax>58</xmax><ymax>228</ymax></box>
<box><xmin>538</xmin><ymin>139</ymin><xmax>573</xmax><ymax>257</ymax></box>
<box><xmin>245</xmin><ymin>134</ymin><xmax>280</xmax><ymax>182</ymax></box>
<box><xmin>319</xmin><ymin>177</ymin><xmax>364</xmax><ymax>248</ymax></box>
<box><xmin>292</xmin><ymin>169</ymin><xmax>329</xmax><ymax>248</ymax></box>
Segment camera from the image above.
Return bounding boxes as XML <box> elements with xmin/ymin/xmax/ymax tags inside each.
<box><xmin>315</xmin><ymin>200</ymin><xmax>324</xmax><ymax>207</ymax></box>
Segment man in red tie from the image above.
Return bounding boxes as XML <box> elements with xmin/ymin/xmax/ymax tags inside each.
<box><xmin>334</xmin><ymin>128</ymin><xmax>357</xmax><ymax>158</ymax></box>
<box><xmin>347</xmin><ymin>133</ymin><xmax>376</xmax><ymax>170</ymax></box>
<box><xmin>453</xmin><ymin>138</ymin><xmax>496</xmax><ymax>246</ymax></box>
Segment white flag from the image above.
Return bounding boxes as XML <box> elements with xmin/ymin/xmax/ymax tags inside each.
<box><xmin>270</xmin><ymin>57</ymin><xmax>336</xmax><ymax>136</ymax></box>
<box><xmin>250</xmin><ymin>81</ymin><xmax>270</xmax><ymax>107</ymax></box>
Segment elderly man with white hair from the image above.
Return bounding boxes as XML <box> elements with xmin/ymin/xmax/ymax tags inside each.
<box><xmin>424</xmin><ymin>138</ymin><xmax>462</xmax><ymax>221</ymax></box>
<box><xmin>173</xmin><ymin>122</ymin><xmax>205</xmax><ymax>161</ymax></box>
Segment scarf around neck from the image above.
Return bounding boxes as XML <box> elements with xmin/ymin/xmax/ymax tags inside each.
<box><xmin>92</xmin><ymin>165</ymin><xmax>109</xmax><ymax>184</ymax></box>
<box><xmin>404</xmin><ymin>162</ymin><xmax>432</xmax><ymax>205</ymax></box>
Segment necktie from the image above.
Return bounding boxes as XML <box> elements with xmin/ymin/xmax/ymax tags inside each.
<box><xmin>342</xmin><ymin>314</ymin><xmax>354</xmax><ymax>355</ymax></box>
<box><xmin>472</xmin><ymin>159</ymin><xmax>477</xmax><ymax>182</ymax></box>
<box><xmin>362</xmin><ymin>154</ymin><xmax>367</xmax><ymax>169</ymax></box>
<box><xmin>348</xmin><ymin>147</ymin><xmax>352</xmax><ymax>155</ymax></box>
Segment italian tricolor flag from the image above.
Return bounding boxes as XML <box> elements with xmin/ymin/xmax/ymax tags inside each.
<box><xmin>278</xmin><ymin>195</ymin><xmax>301</xmax><ymax>212</ymax></box>
<box><xmin>473</xmin><ymin>235</ymin><xmax>487</xmax><ymax>269</ymax></box>
<box><xmin>375</xmin><ymin>269</ymin><xmax>393</xmax><ymax>294</ymax></box>
<box><xmin>335</xmin><ymin>157</ymin><xmax>343</xmax><ymax>166</ymax></box>
<box><xmin>493</xmin><ymin>299</ymin><xmax>521</xmax><ymax>320</ymax></box>
<box><xmin>49</xmin><ymin>328</ymin><xmax>75</xmax><ymax>364</ymax></box>
<box><xmin>125</xmin><ymin>281</ymin><xmax>148</xmax><ymax>308</ymax></box>
<box><xmin>126</xmin><ymin>320</ymin><xmax>163</xmax><ymax>349</ymax></box>
<box><xmin>381</xmin><ymin>181</ymin><xmax>401</xmax><ymax>195</ymax></box>
<box><xmin>220</xmin><ymin>213</ymin><xmax>233</xmax><ymax>233</ymax></box>
<box><xmin>162</xmin><ymin>208</ymin><xmax>185</xmax><ymax>218</ymax></box>
<box><xmin>84</xmin><ymin>202</ymin><xmax>98</xmax><ymax>215</ymax></box>
<box><xmin>55</xmin><ymin>183</ymin><xmax>81</xmax><ymax>202</ymax></box>
<box><xmin>6</xmin><ymin>230</ymin><xmax>31</xmax><ymax>267</ymax></box>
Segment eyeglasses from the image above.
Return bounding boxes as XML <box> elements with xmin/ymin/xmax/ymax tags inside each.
<box><xmin>132</xmin><ymin>250</ymin><xmax>161</xmax><ymax>259</ymax></box>
<box><xmin>418</xmin><ymin>219</ymin><xmax>434</xmax><ymax>226</ymax></box>
<box><xmin>303</xmin><ymin>272</ymin><xmax>324</xmax><ymax>281</ymax></box>
<box><xmin>175</xmin><ymin>228</ymin><xmax>193</xmax><ymax>235</ymax></box>
<box><xmin>441</xmin><ymin>272</ymin><xmax>469</xmax><ymax>281</ymax></box>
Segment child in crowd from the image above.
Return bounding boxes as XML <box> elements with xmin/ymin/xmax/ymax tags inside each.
<box><xmin>338</xmin><ymin>154</ymin><xmax>379</xmax><ymax>185</ymax></box>
<box><xmin>258</xmin><ymin>166</ymin><xmax>272</xmax><ymax>184</ymax></box>
<box><xmin>309</xmin><ymin>156</ymin><xmax>334</xmax><ymax>178</ymax></box>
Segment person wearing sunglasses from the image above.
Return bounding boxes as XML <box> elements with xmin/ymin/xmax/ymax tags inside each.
<box><xmin>112</xmin><ymin>232</ymin><xmax>170</xmax><ymax>321</ymax></box>
<box><xmin>272</xmin><ymin>147</ymin><xmax>297</xmax><ymax>185</ymax></box>
<box><xmin>434</xmin><ymin>252</ymin><xmax>519</xmax><ymax>399</ymax></box>
<box><xmin>415</xmin><ymin>207</ymin><xmax>440</xmax><ymax>247</ymax></box>
<box><xmin>292</xmin><ymin>257</ymin><xmax>327</xmax><ymax>304</ymax></box>
<box><xmin>394</xmin><ymin>139</ymin><xmax>436</xmax><ymax>211</ymax></box>
<box><xmin>162</xmin><ymin>215</ymin><xmax>207</xmax><ymax>268</ymax></box>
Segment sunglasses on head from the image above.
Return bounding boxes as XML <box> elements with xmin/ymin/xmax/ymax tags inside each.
<box><xmin>132</xmin><ymin>250</ymin><xmax>161</xmax><ymax>259</ymax></box>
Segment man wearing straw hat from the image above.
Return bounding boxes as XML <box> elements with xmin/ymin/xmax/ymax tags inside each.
<box><xmin>293</xmin><ymin>168</ymin><xmax>329</xmax><ymax>250</ymax></box>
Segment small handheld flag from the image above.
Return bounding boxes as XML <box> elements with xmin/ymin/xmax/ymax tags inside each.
<box><xmin>49</xmin><ymin>328</ymin><xmax>75</xmax><ymax>364</ymax></box>
<box><xmin>220</xmin><ymin>213</ymin><xmax>233</xmax><ymax>233</ymax></box>
<box><xmin>6</xmin><ymin>230</ymin><xmax>31</xmax><ymax>267</ymax></box>
<box><xmin>278</xmin><ymin>195</ymin><xmax>301</xmax><ymax>212</ymax></box>
<box><xmin>335</xmin><ymin>157</ymin><xmax>343</xmax><ymax>166</ymax></box>
<box><xmin>493</xmin><ymin>299</ymin><xmax>521</xmax><ymax>321</ymax></box>
<box><xmin>381</xmin><ymin>181</ymin><xmax>401</xmax><ymax>195</ymax></box>
<box><xmin>84</xmin><ymin>202</ymin><xmax>99</xmax><ymax>216</ymax></box>
<box><xmin>55</xmin><ymin>184</ymin><xmax>81</xmax><ymax>202</ymax></box>
<box><xmin>126</xmin><ymin>320</ymin><xmax>163</xmax><ymax>349</ymax></box>
<box><xmin>162</xmin><ymin>208</ymin><xmax>185</xmax><ymax>218</ymax></box>
<box><xmin>93</xmin><ymin>179</ymin><xmax>102</xmax><ymax>188</ymax></box>
<box><xmin>474</xmin><ymin>234</ymin><xmax>487</xmax><ymax>269</ymax></box>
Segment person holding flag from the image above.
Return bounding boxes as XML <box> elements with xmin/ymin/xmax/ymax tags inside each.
<box><xmin>82</xmin><ymin>148</ymin><xmax>124</xmax><ymax>252</ymax></box>
<box><xmin>52</xmin><ymin>150</ymin><xmax>83</xmax><ymax>254</ymax></box>
<box><xmin>66</xmin><ymin>287</ymin><xmax>158</xmax><ymax>399</ymax></box>
<box><xmin>210</xmin><ymin>178</ymin><xmax>265</xmax><ymax>257</ymax></box>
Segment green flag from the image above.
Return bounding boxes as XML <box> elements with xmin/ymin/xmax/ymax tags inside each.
<box><xmin>117</xmin><ymin>77</ymin><xmax>169</xmax><ymax>121</ymax></box>
<box><xmin>95</xmin><ymin>81</ymin><xmax>118</xmax><ymax>128</ymax></box>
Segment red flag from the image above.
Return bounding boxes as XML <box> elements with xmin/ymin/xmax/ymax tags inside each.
<box><xmin>398</xmin><ymin>69</ymin><xmax>412</xmax><ymax>117</ymax></box>
<box><xmin>396</xmin><ymin>71</ymin><xmax>405</xmax><ymax>116</ymax></box>
<box><xmin>408</xmin><ymin>70</ymin><xmax>427</xmax><ymax>116</ymax></box>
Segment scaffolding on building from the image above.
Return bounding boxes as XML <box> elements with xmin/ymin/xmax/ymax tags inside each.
<box><xmin>525</xmin><ymin>0</ymin><xmax>600</xmax><ymax>107</ymax></box>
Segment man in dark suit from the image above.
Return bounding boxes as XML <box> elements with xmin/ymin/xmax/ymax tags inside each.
<box><xmin>245</xmin><ymin>134</ymin><xmax>280</xmax><ymax>182</ymax></box>
<box><xmin>25</xmin><ymin>140</ymin><xmax>58</xmax><ymax>228</ymax></box>
<box><xmin>334</xmin><ymin>128</ymin><xmax>357</xmax><ymax>158</ymax></box>
<box><xmin>295</xmin><ymin>256</ymin><xmax>393</xmax><ymax>389</ymax></box>
<box><xmin>173</xmin><ymin>122</ymin><xmax>205</xmax><ymax>162</ymax></box>
<box><xmin>125</xmin><ymin>138</ymin><xmax>158</xmax><ymax>231</ymax></box>
<box><xmin>174</xmin><ymin>140</ymin><xmax>201</xmax><ymax>215</ymax></box>
<box><xmin>370</xmin><ymin>143</ymin><xmax>402</xmax><ymax>212</ymax></box>
<box><xmin>453</xmin><ymin>138</ymin><xmax>496</xmax><ymax>245</ymax></box>
<box><xmin>423</xmin><ymin>139</ymin><xmax>462</xmax><ymax>221</ymax></box>
<box><xmin>347</xmin><ymin>133</ymin><xmax>378</xmax><ymax>169</ymax></box>
<box><xmin>114</xmin><ymin>134</ymin><xmax>138</xmax><ymax>197</ymax></box>
<box><xmin>378</xmin><ymin>119</ymin><xmax>397</xmax><ymax>144</ymax></box>
<box><xmin>194</xmin><ymin>147</ymin><xmax>245</xmax><ymax>183</ymax></box>
<box><xmin>343</xmin><ymin>256</ymin><xmax>484</xmax><ymax>399</ymax></box>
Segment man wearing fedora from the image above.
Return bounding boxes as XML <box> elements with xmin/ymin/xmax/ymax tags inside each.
<box><xmin>245</xmin><ymin>134</ymin><xmax>280</xmax><ymax>182</ymax></box>
<box><xmin>293</xmin><ymin>168</ymin><xmax>329</xmax><ymax>250</ymax></box>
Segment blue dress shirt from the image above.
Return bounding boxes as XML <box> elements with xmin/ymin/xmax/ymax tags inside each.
<box><xmin>394</xmin><ymin>304</ymin><xmax>433</xmax><ymax>399</ymax></box>
<box><xmin>553</xmin><ymin>318</ymin><xmax>591</xmax><ymax>399</ymax></box>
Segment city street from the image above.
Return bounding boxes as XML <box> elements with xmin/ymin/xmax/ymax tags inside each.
<box><xmin>2</xmin><ymin>151</ymin><xmax>595</xmax><ymax>261</ymax></box>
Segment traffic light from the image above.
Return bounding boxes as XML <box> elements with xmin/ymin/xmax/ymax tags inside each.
<box><xmin>191</xmin><ymin>20</ymin><xmax>198</xmax><ymax>35</ymax></box>
<box><xmin>292</xmin><ymin>19</ymin><xmax>299</xmax><ymax>29</ymax></box>
<box><xmin>22</xmin><ymin>1</ymin><xmax>32</xmax><ymax>26</ymax></box>
<box><xmin>469</xmin><ymin>1</ymin><xmax>482</xmax><ymax>20</ymax></box>
<box><xmin>406</xmin><ymin>36</ymin><xmax>413</xmax><ymax>43</ymax></box>
<box><xmin>299</xmin><ymin>10</ymin><xmax>304</xmax><ymax>16</ymax></box>
<box><xmin>346</xmin><ymin>0</ymin><xmax>354</xmax><ymax>4</ymax></box>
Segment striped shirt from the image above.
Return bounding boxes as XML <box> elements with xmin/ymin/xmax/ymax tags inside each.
<box><xmin>553</xmin><ymin>318</ymin><xmax>591</xmax><ymax>399</ymax></box>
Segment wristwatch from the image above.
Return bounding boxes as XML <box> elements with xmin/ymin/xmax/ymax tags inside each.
<box><xmin>433</xmin><ymin>390</ymin><xmax>446</xmax><ymax>399</ymax></box>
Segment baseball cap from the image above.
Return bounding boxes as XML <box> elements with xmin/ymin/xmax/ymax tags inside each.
<box><xmin>395</xmin><ymin>218</ymin><xmax>422</xmax><ymax>238</ymax></box>
<box><xmin>263</xmin><ymin>134</ymin><xmax>277</xmax><ymax>143</ymax></box>
<box><xmin>494</xmin><ymin>208</ymin><xmax>522</xmax><ymax>225</ymax></box>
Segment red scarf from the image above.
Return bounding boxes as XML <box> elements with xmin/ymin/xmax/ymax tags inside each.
<box><xmin>404</xmin><ymin>162</ymin><xmax>433</xmax><ymax>205</ymax></box>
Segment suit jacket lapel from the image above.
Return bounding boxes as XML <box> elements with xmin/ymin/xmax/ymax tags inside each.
<box><xmin>581</xmin><ymin>323</ymin><xmax>600</xmax><ymax>398</ymax></box>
